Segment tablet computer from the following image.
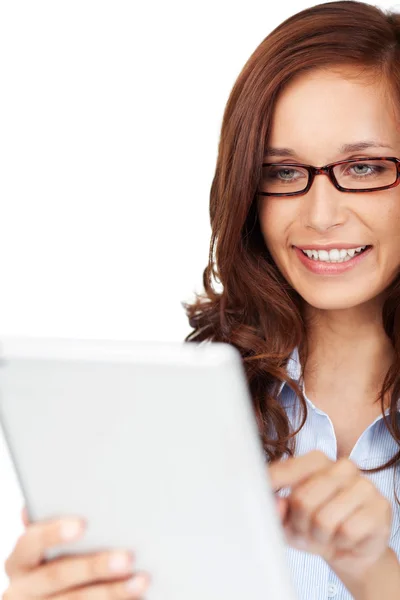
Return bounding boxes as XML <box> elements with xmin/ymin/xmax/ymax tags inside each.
<box><xmin>0</xmin><ymin>335</ymin><xmax>297</xmax><ymax>600</ymax></box>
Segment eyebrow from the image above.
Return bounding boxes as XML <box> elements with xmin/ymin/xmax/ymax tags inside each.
<box><xmin>264</xmin><ymin>141</ymin><xmax>393</xmax><ymax>158</ymax></box>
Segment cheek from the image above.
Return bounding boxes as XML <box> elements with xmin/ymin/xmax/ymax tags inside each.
<box><xmin>372</xmin><ymin>203</ymin><xmax>400</xmax><ymax>265</ymax></box>
<box><xmin>380</xmin><ymin>229</ymin><xmax>400</xmax><ymax>282</ymax></box>
<box><xmin>258</xmin><ymin>199</ymin><xmax>293</xmax><ymax>259</ymax></box>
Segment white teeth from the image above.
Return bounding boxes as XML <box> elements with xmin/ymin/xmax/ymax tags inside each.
<box><xmin>329</xmin><ymin>249</ymin><xmax>340</xmax><ymax>261</ymax></box>
<box><xmin>318</xmin><ymin>250</ymin><xmax>329</xmax><ymax>261</ymax></box>
<box><xmin>301</xmin><ymin>245</ymin><xmax>368</xmax><ymax>262</ymax></box>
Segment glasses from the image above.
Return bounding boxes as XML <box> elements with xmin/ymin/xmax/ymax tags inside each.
<box><xmin>257</xmin><ymin>157</ymin><xmax>400</xmax><ymax>197</ymax></box>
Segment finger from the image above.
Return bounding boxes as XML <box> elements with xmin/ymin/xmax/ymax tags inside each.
<box><xmin>275</xmin><ymin>496</ymin><xmax>289</xmax><ymax>522</ymax></box>
<box><xmin>11</xmin><ymin>550</ymin><xmax>135</xmax><ymax>597</ymax></box>
<box><xmin>310</xmin><ymin>475</ymin><xmax>377</xmax><ymax>545</ymax></box>
<box><xmin>268</xmin><ymin>450</ymin><xmax>332</xmax><ymax>491</ymax></box>
<box><xmin>21</xmin><ymin>506</ymin><xmax>29</xmax><ymax>528</ymax></box>
<box><xmin>289</xmin><ymin>458</ymin><xmax>359</xmax><ymax>537</ymax></box>
<box><xmin>282</xmin><ymin>513</ymin><xmax>344</xmax><ymax>561</ymax></box>
<box><xmin>5</xmin><ymin>517</ymin><xmax>85</xmax><ymax>577</ymax></box>
<box><xmin>333</xmin><ymin>499</ymin><xmax>392</xmax><ymax>551</ymax></box>
<box><xmin>51</xmin><ymin>572</ymin><xmax>150</xmax><ymax>600</ymax></box>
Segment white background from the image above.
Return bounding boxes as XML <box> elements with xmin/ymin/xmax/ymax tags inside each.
<box><xmin>0</xmin><ymin>0</ymin><xmax>397</xmax><ymax>593</ymax></box>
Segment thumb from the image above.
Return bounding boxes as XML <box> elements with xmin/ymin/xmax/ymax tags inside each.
<box><xmin>21</xmin><ymin>505</ymin><xmax>29</xmax><ymax>528</ymax></box>
<box><xmin>275</xmin><ymin>496</ymin><xmax>289</xmax><ymax>522</ymax></box>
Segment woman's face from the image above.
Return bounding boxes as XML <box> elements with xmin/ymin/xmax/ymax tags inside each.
<box><xmin>257</xmin><ymin>68</ymin><xmax>400</xmax><ymax>311</ymax></box>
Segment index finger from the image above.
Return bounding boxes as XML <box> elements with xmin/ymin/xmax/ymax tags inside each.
<box><xmin>268</xmin><ymin>450</ymin><xmax>333</xmax><ymax>491</ymax></box>
<box><xmin>5</xmin><ymin>517</ymin><xmax>85</xmax><ymax>578</ymax></box>
<box><xmin>21</xmin><ymin>506</ymin><xmax>29</xmax><ymax>528</ymax></box>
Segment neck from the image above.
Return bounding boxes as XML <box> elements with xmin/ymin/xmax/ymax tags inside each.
<box><xmin>302</xmin><ymin>297</ymin><xmax>394</xmax><ymax>409</ymax></box>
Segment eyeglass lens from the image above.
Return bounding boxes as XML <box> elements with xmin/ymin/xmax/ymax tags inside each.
<box><xmin>260</xmin><ymin>160</ymin><xmax>397</xmax><ymax>194</ymax></box>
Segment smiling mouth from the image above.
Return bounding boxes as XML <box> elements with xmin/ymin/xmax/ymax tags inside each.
<box><xmin>297</xmin><ymin>245</ymin><xmax>372</xmax><ymax>263</ymax></box>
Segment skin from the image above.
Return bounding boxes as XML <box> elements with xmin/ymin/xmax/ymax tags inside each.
<box><xmin>4</xmin><ymin>509</ymin><xmax>150</xmax><ymax>599</ymax></box>
<box><xmin>258</xmin><ymin>68</ymin><xmax>400</xmax><ymax>313</ymax></box>
<box><xmin>258</xmin><ymin>68</ymin><xmax>400</xmax><ymax>587</ymax></box>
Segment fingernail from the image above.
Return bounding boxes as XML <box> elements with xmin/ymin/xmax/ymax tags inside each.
<box><xmin>108</xmin><ymin>552</ymin><xmax>132</xmax><ymax>572</ymax></box>
<box><xmin>125</xmin><ymin>574</ymin><xmax>149</xmax><ymax>593</ymax></box>
<box><xmin>60</xmin><ymin>519</ymin><xmax>84</xmax><ymax>540</ymax></box>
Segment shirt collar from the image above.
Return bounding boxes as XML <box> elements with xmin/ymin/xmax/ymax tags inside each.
<box><xmin>277</xmin><ymin>347</ymin><xmax>301</xmax><ymax>397</ymax></box>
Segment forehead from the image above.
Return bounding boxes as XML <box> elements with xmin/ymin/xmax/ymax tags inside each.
<box><xmin>267</xmin><ymin>68</ymin><xmax>400</xmax><ymax>163</ymax></box>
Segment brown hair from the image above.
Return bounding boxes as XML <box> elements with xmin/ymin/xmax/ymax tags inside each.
<box><xmin>182</xmin><ymin>0</ymin><xmax>400</xmax><ymax>492</ymax></box>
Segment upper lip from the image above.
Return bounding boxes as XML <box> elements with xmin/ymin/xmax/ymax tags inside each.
<box><xmin>294</xmin><ymin>243</ymin><xmax>371</xmax><ymax>250</ymax></box>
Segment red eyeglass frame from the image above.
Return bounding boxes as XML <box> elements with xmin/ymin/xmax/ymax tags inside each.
<box><xmin>257</xmin><ymin>156</ymin><xmax>400</xmax><ymax>197</ymax></box>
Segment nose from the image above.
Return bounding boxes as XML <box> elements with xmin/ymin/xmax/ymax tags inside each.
<box><xmin>301</xmin><ymin>171</ymin><xmax>347</xmax><ymax>233</ymax></box>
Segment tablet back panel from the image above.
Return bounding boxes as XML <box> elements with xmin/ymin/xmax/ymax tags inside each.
<box><xmin>0</xmin><ymin>336</ymin><xmax>297</xmax><ymax>600</ymax></box>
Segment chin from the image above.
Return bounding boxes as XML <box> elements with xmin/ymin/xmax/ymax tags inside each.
<box><xmin>296</xmin><ymin>288</ymin><xmax>378</xmax><ymax>311</ymax></box>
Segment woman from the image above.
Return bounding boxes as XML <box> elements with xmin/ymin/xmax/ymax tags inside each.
<box><xmin>4</xmin><ymin>1</ymin><xmax>400</xmax><ymax>599</ymax></box>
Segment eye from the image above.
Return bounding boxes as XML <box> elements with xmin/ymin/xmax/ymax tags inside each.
<box><xmin>350</xmin><ymin>163</ymin><xmax>380</xmax><ymax>176</ymax></box>
<box><xmin>276</xmin><ymin>168</ymin><xmax>299</xmax><ymax>181</ymax></box>
<box><xmin>342</xmin><ymin>162</ymin><xmax>386</xmax><ymax>178</ymax></box>
<box><xmin>263</xmin><ymin>165</ymin><xmax>308</xmax><ymax>183</ymax></box>
<box><xmin>333</xmin><ymin>159</ymin><xmax>397</xmax><ymax>190</ymax></box>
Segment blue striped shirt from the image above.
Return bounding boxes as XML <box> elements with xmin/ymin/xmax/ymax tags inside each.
<box><xmin>275</xmin><ymin>348</ymin><xmax>400</xmax><ymax>599</ymax></box>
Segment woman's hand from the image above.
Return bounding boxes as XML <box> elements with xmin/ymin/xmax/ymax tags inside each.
<box><xmin>3</xmin><ymin>507</ymin><xmax>150</xmax><ymax>599</ymax></box>
<box><xmin>269</xmin><ymin>450</ymin><xmax>393</xmax><ymax>583</ymax></box>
